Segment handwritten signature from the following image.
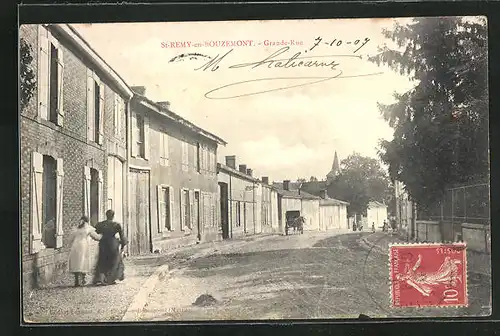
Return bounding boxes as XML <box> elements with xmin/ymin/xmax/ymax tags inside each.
<box><xmin>174</xmin><ymin>46</ymin><xmax>383</xmax><ymax>99</ymax></box>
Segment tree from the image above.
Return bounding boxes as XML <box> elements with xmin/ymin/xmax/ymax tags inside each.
<box><xmin>309</xmin><ymin>176</ymin><xmax>318</xmax><ymax>182</ymax></box>
<box><xmin>20</xmin><ymin>37</ymin><xmax>36</xmax><ymax>112</ymax></box>
<box><xmin>369</xmin><ymin>17</ymin><xmax>488</xmax><ymax>211</ymax></box>
<box><xmin>296</xmin><ymin>178</ymin><xmax>307</xmax><ymax>183</ymax></box>
<box><xmin>327</xmin><ymin>152</ymin><xmax>392</xmax><ymax>215</ymax></box>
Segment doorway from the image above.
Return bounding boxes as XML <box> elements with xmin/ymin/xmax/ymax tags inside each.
<box><xmin>129</xmin><ymin>168</ymin><xmax>151</xmax><ymax>255</ymax></box>
<box><xmin>218</xmin><ymin>182</ymin><xmax>229</xmax><ymax>239</ymax></box>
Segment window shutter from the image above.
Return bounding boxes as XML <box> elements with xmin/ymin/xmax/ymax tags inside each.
<box><xmin>200</xmin><ymin>146</ymin><xmax>205</xmax><ymax>171</ymax></box>
<box><xmin>114</xmin><ymin>93</ymin><xmax>119</xmax><ymax>137</ymax></box>
<box><xmin>164</xmin><ymin>134</ymin><xmax>169</xmax><ymax>164</ymax></box>
<box><xmin>97</xmin><ymin>170</ymin><xmax>103</xmax><ymax>221</ymax></box>
<box><xmin>56</xmin><ymin>47</ymin><xmax>64</xmax><ymax>126</ymax></box>
<box><xmin>143</xmin><ymin>115</ymin><xmax>150</xmax><ymax>160</ymax></box>
<box><xmin>131</xmin><ymin>113</ymin><xmax>138</xmax><ymax>157</ymax></box>
<box><xmin>55</xmin><ymin>158</ymin><xmax>64</xmax><ymax>248</ymax></box>
<box><xmin>86</xmin><ymin>71</ymin><xmax>95</xmax><ymax>141</ymax></box>
<box><xmin>38</xmin><ymin>27</ymin><xmax>49</xmax><ymax>120</ymax></box>
<box><xmin>83</xmin><ymin>166</ymin><xmax>91</xmax><ymax>217</ymax></box>
<box><xmin>168</xmin><ymin>186</ymin><xmax>175</xmax><ymax>231</ymax></box>
<box><xmin>157</xmin><ymin>185</ymin><xmax>163</xmax><ymax>233</ymax></box>
<box><xmin>180</xmin><ymin>189</ymin><xmax>185</xmax><ymax>231</ymax></box>
<box><xmin>159</xmin><ymin>133</ymin><xmax>164</xmax><ymax>164</ymax></box>
<box><xmin>30</xmin><ymin>152</ymin><xmax>44</xmax><ymax>254</ymax></box>
<box><xmin>98</xmin><ymin>83</ymin><xmax>105</xmax><ymax>145</ymax></box>
<box><xmin>189</xmin><ymin>190</ymin><xmax>195</xmax><ymax>229</ymax></box>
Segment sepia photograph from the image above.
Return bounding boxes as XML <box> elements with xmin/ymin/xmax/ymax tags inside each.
<box><xmin>19</xmin><ymin>16</ymin><xmax>490</xmax><ymax>322</ymax></box>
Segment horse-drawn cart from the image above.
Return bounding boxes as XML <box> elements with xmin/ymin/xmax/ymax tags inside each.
<box><xmin>285</xmin><ymin>216</ymin><xmax>305</xmax><ymax>235</ymax></box>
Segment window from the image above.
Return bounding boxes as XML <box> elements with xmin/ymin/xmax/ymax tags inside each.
<box><xmin>132</xmin><ymin>113</ymin><xmax>145</xmax><ymax>158</ymax></box>
<box><xmin>87</xmin><ymin>70</ymin><xmax>104</xmax><ymax>144</ymax></box>
<box><xmin>160</xmin><ymin>132</ymin><xmax>169</xmax><ymax>166</ymax></box>
<box><xmin>38</xmin><ymin>26</ymin><xmax>64</xmax><ymax>126</ymax></box>
<box><xmin>30</xmin><ymin>152</ymin><xmax>64</xmax><ymax>253</ymax></box>
<box><xmin>180</xmin><ymin>189</ymin><xmax>191</xmax><ymax>230</ymax></box>
<box><xmin>42</xmin><ymin>156</ymin><xmax>57</xmax><ymax>248</ymax></box>
<box><xmin>83</xmin><ymin>166</ymin><xmax>102</xmax><ymax>226</ymax></box>
<box><xmin>157</xmin><ymin>186</ymin><xmax>173</xmax><ymax>232</ymax></box>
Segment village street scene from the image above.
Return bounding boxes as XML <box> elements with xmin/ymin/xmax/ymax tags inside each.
<box><xmin>20</xmin><ymin>17</ymin><xmax>490</xmax><ymax>322</ymax></box>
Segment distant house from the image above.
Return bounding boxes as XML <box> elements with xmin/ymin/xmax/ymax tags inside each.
<box><xmin>367</xmin><ymin>201</ymin><xmax>388</xmax><ymax>230</ymax></box>
<box><xmin>319</xmin><ymin>198</ymin><xmax>349</xmax><ymax>231</ymax></box>
<box><xmin>217</xmin><ymin>156</ymin><xmax>260</xmax><ymax>239</ymax></box>
<box><xmin>260</xmin><ymin>176</ymin><xmax>279</xmax><ymax>234</ymax></box>
<box><xmin>275</xmin><ymin>180</ymin><xmax>321</xmax><ymax>233</ymax></box>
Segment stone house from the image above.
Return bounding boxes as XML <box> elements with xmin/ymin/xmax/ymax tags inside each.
<box><xmin>319</xmin><ymin>198</ymin><xmax>349</xmax><ymax>231</ymax></box>
<box><xmin>259</xmin><ymin>177</ymin><xmax>279</xmax><ymax>234</ymax></box>
<box><xmin>275</xmin><ymin>180</ymin><xmax>322</xmax><ymax>233</ymax></box>
<box><xmin>217</xmin><ymin>156</ymin><xmax>260</xmax><ymax>239</ymax></box>
<box><xmin>128</xmin><ymin>87</ymin><xmax>226</xmax><ymax>253</ymax></box>
<box><xmin>366</xmin><ymin>200</ymin><xmax>388</xmax><ymax>230</ymax></box>
<box><xmin>20</xmin><ymin>24</ymin><xmax>133</xmax><ymax>289</ymax></box>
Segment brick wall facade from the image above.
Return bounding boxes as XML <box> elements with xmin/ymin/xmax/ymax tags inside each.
<box><xmin>20</xmin><ymin>24</ymin><xmax>129</xmax><ymax>290</ymax></box>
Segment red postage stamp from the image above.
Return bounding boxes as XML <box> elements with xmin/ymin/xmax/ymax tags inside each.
<box><xmin>389</xmin><ymin>243</ymin><xmax>468</xmax><ymax>308</ymax></box>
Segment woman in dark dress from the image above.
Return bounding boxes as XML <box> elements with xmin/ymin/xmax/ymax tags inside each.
<box><xmin>93</xmin><ymin>209</ymin><xmax>128</xmax><ymax>285</ymax></box>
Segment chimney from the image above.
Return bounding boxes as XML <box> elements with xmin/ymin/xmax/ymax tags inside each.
<box><xmin>246</xmin><ymin>168</ymin><xmax>253</xmax><ymax>176</ymax></box>
<box><xmin>239</xmin><ymin>164</ymin><xmax>247</xmax><ymax>173</ymax></box>
<box><xmin>131</xmin><ymin>86</ymin><xmax>146</xmax><ymax>96</ymax></box>
<box><xmin>225</xmin><ymin>155</ymin><xmax>236</xmax><ymax>169</ymax></box>
<box><xmin>261</xmin><ymin>176</ymin><xmax>269</xmax><ymax>185</ymax></box>
<box><xmin>157</xmin><ymin>101</ymin><xmax>171</xmax><ymax>110</ymax></box>
<box><xmin>283</xmin><ymin>180</ymin><xmax>290</xmax><ymax>191</ymax></box>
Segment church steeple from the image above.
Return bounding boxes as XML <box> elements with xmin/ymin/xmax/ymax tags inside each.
<box><xmin>332</xmin><ymin>151</ymin><xmax>340</xmax><ymax>174</ymax></box>
<box><xmin>326</xmin><ymin>151</ymin><xmax>340</xmax><ymax>183</ymax></box>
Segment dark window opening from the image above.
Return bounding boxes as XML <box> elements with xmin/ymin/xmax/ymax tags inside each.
<box><xmin>196</xmin><ymin>143</ymin><xmax>201</xmax><ymax>172</ymax></box>
<box><xmin>183</xmin><ymin>190</ymin><xmax>190</xmax><ymax>229</ymax></box>
<box><xmin>160</xmin><ymin>187</ymin><xmax>171</xmax><ymax>231</ymax></box>
<box><xmin>90</xmin><ymin>168</ymin><xmax>99</xmax><ymax>226</ymax></box>
<box><xmin>42</xmin><ymin>155</ymin><xmax>57</xmax><ymax>248</ymax></box>
<box><xmin>49</xmin><ymin>43</ymin><xmax>59</xmax><ymax>124</ymax></box>
<box><xmin>235</xmin><ymin>201</ymin><xmax>241</xmax><ymax>227</ymax></box>
<box><xmin>134</xmin><ymin>115</ymin><xmax>145</xmax><ymax>157</ymax></box>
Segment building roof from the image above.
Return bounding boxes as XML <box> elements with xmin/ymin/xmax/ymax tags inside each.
<box><xmin>368</xmin><ymin>200</ymin><xmax>387</xmax><ymax>208</ymax></box>
<box><xmin>272</xmin><ymin>181</ymin><xmax>303</xmax><ymax>190</ymax></box>
<box><xmin>217</xmin><ymin>163</ymin><xmax>260</xmax><ymax>183</ymax></box>
<box><xmin>134</xmin><ymin>95</ymin><xmax>227</xmax><ymax>146</ymax></box>
<box><xmin>49</xmin><ymin>24</ymin><xmax>134</xmax><ymax>99</ymax></box>
<box><xmin>320</xmin><ymin>198</ymin><xmax>350</xmax><ymax>206</ymax></box>
<box><xmin>275</xmin><ymin>188</ymin><xmax>321</xmax><ymax>200</ymax></box>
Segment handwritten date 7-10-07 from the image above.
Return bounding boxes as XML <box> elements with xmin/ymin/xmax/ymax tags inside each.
<box><xmin>310</xmin><ymin>37</ymin><xmax>371</xmax><ymax>53</ymax></box>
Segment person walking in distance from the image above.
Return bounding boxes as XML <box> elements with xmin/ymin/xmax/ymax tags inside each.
<box><xmin>93</xmin><ymin>209</ymin><xmax>128</xmax><ymax>286</ymax></box>
<box><xmin>68</xmin><ymin>215</ymin><xmax>102</xmax><ymax>287</ymax></box>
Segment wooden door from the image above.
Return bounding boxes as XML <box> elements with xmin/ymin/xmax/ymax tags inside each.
<box><xmin>129</xmin><ymin>169</ymin><xmax>151</xmax><ymax>255</ymax></box>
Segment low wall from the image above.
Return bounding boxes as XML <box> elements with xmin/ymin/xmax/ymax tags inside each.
<box><xmin>416</xmin><ymin>220</ymin><xmax>441</xmax><ymax>242</ymax></box>
<box><xmin>462</xmin><ymin>223</ymin><xmax>490</xmax><ymax>253</ymax></box>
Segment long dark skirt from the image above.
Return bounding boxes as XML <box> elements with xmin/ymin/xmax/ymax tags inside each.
<box><xmin>94</xmin><ymin>237</ymin><xmax>125</xmax><ymax>284</ymax></box>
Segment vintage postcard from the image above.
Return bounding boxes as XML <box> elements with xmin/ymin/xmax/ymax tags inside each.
<box><xmin>19</xmin><ymin>17</ymin><xmax>490</xmax><ymax>322</ymax></box>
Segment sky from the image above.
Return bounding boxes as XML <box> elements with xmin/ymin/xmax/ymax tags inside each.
<box><xmin>73</xmin><ymin>18</ymin><xmax>416</xmax><ymax>182</ymax></box>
